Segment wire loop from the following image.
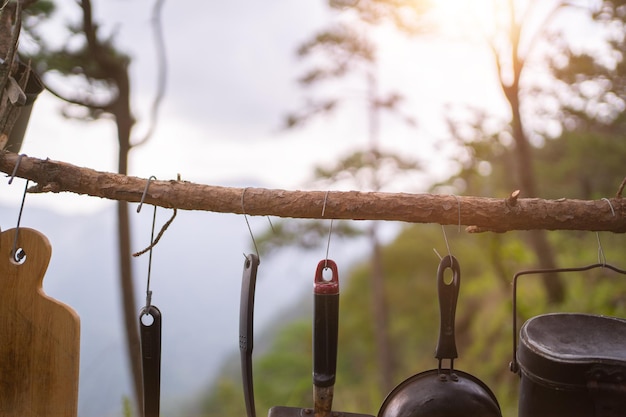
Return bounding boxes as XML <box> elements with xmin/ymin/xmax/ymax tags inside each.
<box><xmin>241</xmin><ymin>188</ymin><xmax>260</xmax><ymax>261</ymax></box>
<box><xmin>7</xmin><ymin>153</ymin><xmax>26</xmax><ymax>185</ymax></box>
<box><xmin>11</xmin><ymin>178</ymin><xmax>29</xmax><ymax>262</ymax></box>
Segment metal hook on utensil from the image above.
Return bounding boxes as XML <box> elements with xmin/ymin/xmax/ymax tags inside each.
<box><xmin>133</xmin><ymin>176</ymin><xmax>177</xmax><ymax>258</ymax></box>
<box><xmin>135</xmin><ymin>175</ymin><xmax>163</xmax><ymax>417</ymax></box>
<box><xmin>10</xmin><ymin>178</ymin><xmax>29</xmax><ymax>263</ymax></box>
<box><xmin>137</xmin><ymin>175</ymin><xmax>157</xmax><ymax>213</ymax></box>
<box><xmin>7</xmin><ymin>153</ymin><xmax>26</xmax><ymax>185</ymax></box>
<box><xmin>321</xmin><ymin>191</ymin><xmax>334</xmax><ymax>269</ymax></box>
<box><xmin>596</xmin><ymin>198</ymin><xmax>617</xmax><ymax>266</ymax></box>
<box><xmin>241</xmin><ymin>187</ymin><xmax>261</xmax><ymax>261</ymax></box>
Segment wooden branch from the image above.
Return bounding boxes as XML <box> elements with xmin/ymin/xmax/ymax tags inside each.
<box><xmin>1</xmin><ymin>152</ymin><xmax>624</xmax><ymax>233</ymax></box>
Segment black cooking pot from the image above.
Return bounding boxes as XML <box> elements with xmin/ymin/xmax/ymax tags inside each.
<box><xmin>378</xmin><ymin>255</ymin><xmax>502</xmax><ymax>417</ymax></box>
<box><xmin>510</xmin><ymin>264</ymin><xmax>626</xmax><ymax>417</ymax></box>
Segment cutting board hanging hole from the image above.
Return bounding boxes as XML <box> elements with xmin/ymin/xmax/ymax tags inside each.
<box><xmin>11</xmin><ymin>247</ymin><xmax>26</xmax><ymax>264</ymax></box>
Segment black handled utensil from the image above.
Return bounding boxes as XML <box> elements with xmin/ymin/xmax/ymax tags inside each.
<box><xmin>240</xmin><ymin>253</ymin><xmax>260</xmax><ymax>417</ymax></box>
<box><xmin>268</xmin><ymin>259</ymin><xmax>374</xmax><ymax>417</ymax></box>
<box><xmin>313</xmin><ymin>259</ymin><xmax>339</xmax><ymax>417</ymax></box>
<box><xmin>140</xmin><ymin>305</ymin><xmax>162</xmax><ymax>417</ymax></box>
<box><xmin>435</xmin><ymin>254</ymin><xmax>460</xmax><ymax>367</ymax></box>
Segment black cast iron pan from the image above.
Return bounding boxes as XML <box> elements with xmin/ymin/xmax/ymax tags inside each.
<box><xmin>377</xmin><ymin>255</ymin><xmax>501</xmax><ymax>417</ymax></box>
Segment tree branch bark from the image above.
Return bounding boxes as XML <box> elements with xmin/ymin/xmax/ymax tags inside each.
<box><xmin>2</xmin><ymin>152</ymin><xmax>625</xmax><ymax>233</ymax></box>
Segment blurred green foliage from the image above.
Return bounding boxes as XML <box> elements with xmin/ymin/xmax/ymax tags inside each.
<box><xmin>201</xmin><ymin>132</ymin><xmax>626</xmax><ymax>417</ymax></box>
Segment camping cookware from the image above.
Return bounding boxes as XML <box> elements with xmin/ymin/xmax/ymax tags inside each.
<box><xmin>140</xmin><ymin>305</ymin><xmax>162</xmax><ymax>417</ymax></box>
<box><xmin>240</xmin><ymin>253</ymin><xmax>260</xmax><ymax>417</ymax></box>
<box><xmin>0</xmin><ymin>228</ymin><xmax>80</xmax><ymax>416</ymax></box>
<box><xmin>313</xmin><ymin>259</ymin><xmax>340</xmax><ymax>417</ymax></box>
<box><xmin>377</xmin><ymin>255</ymin><xmax>502</xmax><ymax>417</ymax></box>
<box><xmin>510</xmin><ymin>264</ymin><xmax>626</xmax><ymax>417</ymax></box>
<box><xmin>268</xmin><ymin>259</ymin><xmax>374</xmax><ymax>417</ymax></box>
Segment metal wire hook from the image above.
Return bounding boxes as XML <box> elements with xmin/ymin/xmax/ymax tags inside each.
<box><xmin>143</xmin><ymin>204</ymin><xmax>158</xmax><ymax>310</ymax></box>
<box><xmin>11</xmin><ymin>178</ymin><xmax>29</xmax><ymax>262</ymax></box>
<box><xmin>433</xmin><ymin>226</ymin><xmax>452</xmax><ymax>261</ymax></box>
<box><xmin>7</xmin><ymin>153</ymin><xmax>26</xmax><ymax>185</ymax></box>
<box><xmin>137</xmin><ymin>175</ymin><xmax>158</xmax><ymax>310</ymax></box>
<box><xmin>596</xmin><ymin>232</ymin><xmax>607</xmax><ymax>266</ymax></box>
<box><xmin>596</xmin><ymin>198</ymin><xmax>617</xmax><ymax>266</ymax></box>
<box><xmin>241</xmin><ymin>187</ymin><xmax>260</xmax><ymax>261</ymax></box>
<box><xmin>602</xmin><ymin>197</ymin><xmax>616</xmax><ymax>217</ymax></box>
<box><xmin>322</xmin><ymin>191</ymin><xmax>334</xmax><ymax>268</ymax></box>
<box><xmin>134</xmin><ymin>175</ymin><xmax>179</xmax><ymax>311</ymax></box>
<box><xmin>137</xmin><ymin>175</ymin><xmax>157</xmax><ymax>213</ymax></box>
<box><xmin>434</xmin><ymin>196</ymin><xmax>461</xmax><ymax>261</ymax></box>
<box><xmin>441</xmin><ymin>225</ymin><xmax>452</xmax><ymax>258</ymax></box>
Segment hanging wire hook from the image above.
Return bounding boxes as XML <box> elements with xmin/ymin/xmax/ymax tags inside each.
<box><xmin>136</xmin><ymin>175</ymin><xmax>158</xmax><ymax>310</ymax></box>
<box><xmin>241</xmin><ymin>187</ymin><xmax>260</xmax><ymax>261</ymax></box>
<box><xmin>133</xmin><ymin>176</ymin><xmax>178</xmax><ymax>310</ymax></box>
<box><xmin>11</xmin><ymin>178</ymin><xmax>29</xmax><ymax>262</ymax></box>
<box><xmin>433</xmin><ymin>226</ymin><xmax>451</xmax><ymax>261</ymax></box>
<box><xmin>7</xmin><ymin>153</ymin><xmax>26</xmax><ymax>185</ymax></box>
<box><xmin>434</xmin><ymin>196</ymin><xmax>460</xmax><ymax>260</ymax></box>
<box><xmin>144</xmin><ymin>204</ymin><xmax>158</xmax><ymax>310</ymax></box>
<box><xmin>133</xmin><ymin>175</ymin><xmax>177</xmax><ymax>257</ymax></box>
<box><xmin>137</xmin><ymin>175</ymin><xmax>157</xmax><ymax>213</ymax></box>
<box><xmin>596</xmin><ymin>198</ymin><xmax>618</xmax><ymax>266</ymax></box>
<box><xmin>321</xmin><ymin>191</ymin><xmax>334</xmax><ymax>268</ymax></box>
<box><xmin>596</xmin><ymin>232</ymin><xmax>607</xmax><ymax>266</ymax></box>
<box><xmin>266</xmin><ymin>216</ymin><xmax>275</xmax><ymax>233</ymax></box>
<box><xmin>442</xmin><ymin>225</ymin><xmax>452</xmax><ymax>257</ymax></box>
<box><xmin>602</xmin><ymin>197</ymin><xmax>616</xmax><ymax>217</ymax></box>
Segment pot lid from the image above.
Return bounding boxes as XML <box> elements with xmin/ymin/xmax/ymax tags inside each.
<box><xmin>518</xmin><ymin>313</ymin><xmax>626</xmax><ymax>387</ymax></box>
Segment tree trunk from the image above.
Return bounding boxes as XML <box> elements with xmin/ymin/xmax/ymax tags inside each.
<box><xmin>115</xmin><ymin>98</ymin><xmax>143</xmax><ymax>416</ymax></box>
<box><xmin>116</xmin><ymin>197</ymin><xmax>143</xmax><ymax>415</ymax></box>
<box><xmin>369</xmin><ymin>223</ymin><xmax>394</xmax><ymax>394</ymax></box>
<box><xmin>499</xmin><ymin>0</ymin><xmax>565</xmax><ymax>304</ymax></box>
<box><xmin>367</xmin><ymin>71</ymin><xmax>396</xmax><ymax>393</ymax></box>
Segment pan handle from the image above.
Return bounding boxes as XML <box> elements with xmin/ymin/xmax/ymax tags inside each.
<box><xmin>140</xmin><ymin>305</ymin><xmax>162</xmax><ymax>417</ymax></box>
<box><xmin>313</xmin><ymin>259</ymin><xmax>339</xmax><ymax>387</ymax></box>
<box><xmin>435</xmin><ymin>255</ymin><xmax>460</xmax><ymax>364</ymax></box>
<box><xmin>240</xmin><ymin>253</ymin><xmax>260</xmax><ymax>417</ymax></box>
<box><xmin>313</xmin><ymin>260</ymin><xmax>339</xmax><ymax>417</ymax></box>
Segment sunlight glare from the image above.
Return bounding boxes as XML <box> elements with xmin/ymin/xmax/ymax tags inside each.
<box><xmin>430</xmin><ymin>0</ymin><xmax>500</xmax><ymax>40</ymax></box>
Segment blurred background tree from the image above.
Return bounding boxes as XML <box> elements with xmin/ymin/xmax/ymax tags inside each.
<box><xmin>261</xmin><ymin>0</ymin><xmax>427</xmax><ymax>394</ymax></box>
<box><xmin>203</xmin><ymin>1</ymin><xmax>626</xmax><ymax>417</ymax></box>
<box><xmin>17</xmin><ymin>0</ymin><xmax>167</xmax><ymax>414</ymax></box>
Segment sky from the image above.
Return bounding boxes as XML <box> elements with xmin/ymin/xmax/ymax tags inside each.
<box><xmin>1</xmin><ymin>0</ymin><xmax>516</xmax><ymax>215</ymax></box>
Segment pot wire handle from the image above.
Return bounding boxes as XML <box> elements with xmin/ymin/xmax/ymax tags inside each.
<box><xmin>435</xmin><ymin>255</ymin><xmax>460</xmax><ymax>370</ymax></box>
<box><xmin>510</xmin><ymin>262</ymin><xmax>626</xmax><ymax>374</ymax></box>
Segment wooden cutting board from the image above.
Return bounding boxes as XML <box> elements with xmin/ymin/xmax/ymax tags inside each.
<box><xmin>0</xmin><ymin>227</ymin><xmax>80</xmax><ymax>417</ymax></box>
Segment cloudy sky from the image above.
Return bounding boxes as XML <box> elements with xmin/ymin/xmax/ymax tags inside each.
<box><xmin>2</xmin><ymin>0</ymin><xmax>523</xmax><ymax>214</ymax></box>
